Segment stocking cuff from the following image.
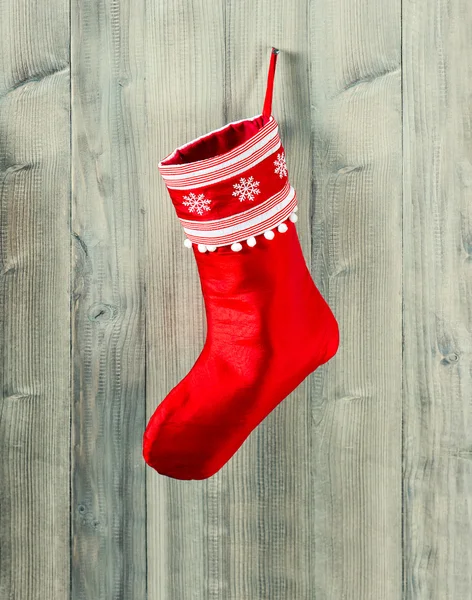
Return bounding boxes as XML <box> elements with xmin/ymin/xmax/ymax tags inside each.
<box><xmin>157</xmin><ymin>49</ymin><xmax>298</xmax><ymax>252</ymax></box>
<box><xmin>157</xmin><ymin>114</ymin><xmax>298</xmax><ymax>251</ymax></box>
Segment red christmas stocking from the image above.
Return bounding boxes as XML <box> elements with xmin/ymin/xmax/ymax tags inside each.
<box><xmin>143</xmin><ymin>48</ymin><xmax>339</xmax><ymax>480</ymax></box>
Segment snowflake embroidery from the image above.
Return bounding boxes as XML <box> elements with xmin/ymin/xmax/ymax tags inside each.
<box><xmin>182</xmin><ymin>192</ymin><xmax>212</xmax><ymax>215</ymax></box>
<box><xmin>232</xmin><ymin>176</ymin><xmax>261</xmax><ymax>202</ymax></box>
<box><xmin>274</xmin><ymin>152</ymin><xmax>288</xmax><ymax>178</ymax></box>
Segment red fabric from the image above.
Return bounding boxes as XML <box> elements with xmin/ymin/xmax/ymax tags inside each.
<box><xmin>161</xmin><ymin>115</ymin><xmax>270</xmax><ymax>166</ymax></box>
<box><xmin>142</xmin><ymin>224</ymin><xmax>339</xmax><ymax>479</ymax></box>
<box><xmin>142</xmin><ymin>47</ymin><xmax>340</xmax><ymax>479</ymax></box>
<box><xmin>262</xmin><ymin>48</ymin><xmax>278</xmax><ymax>117</ymax></box>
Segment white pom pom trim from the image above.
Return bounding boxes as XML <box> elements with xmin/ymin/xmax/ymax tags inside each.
<box><xmin>185</xmin><ymin>207</ymin><xmax>300</xmax><ymax>252</ymax></box>
<box><xmin>277</xmin><ymin>222</ymin><xmax>288</xmax><ymax>233</ymax></box>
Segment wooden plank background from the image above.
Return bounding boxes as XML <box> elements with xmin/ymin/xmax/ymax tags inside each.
<box><xmin>0</xmin><ymin>0</ymin><xmax>470</xmax><ymax>599</ymax></box>
<box><xmin>0</xmin><ymin>0</ymin><xmax>71</xmax><ymax>598</ymax></box>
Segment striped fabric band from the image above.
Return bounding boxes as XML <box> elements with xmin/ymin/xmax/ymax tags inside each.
<box><xmin>158</xmin><ymin>117</ymin><xmax>281</xmax><ymax>190</ymax></box>
<box><xmin>181</xmin><ymin>184</ymin><xmax>297</xmax><ymax>247</ymax></box>
<box><xmin>179</xmin><ymin>180</ymin><xmax>291</xmax><ymax>230</ymax></box>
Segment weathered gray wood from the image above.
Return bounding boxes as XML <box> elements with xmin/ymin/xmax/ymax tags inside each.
<box><xmin>143</xmin><ymin>3</ymin><xmax>228</xmax><ymax>598</ymax></box>
<box><xmin>70</xmin><ymin>0</ymin><xmax>147</xmax><ymax>598</ymax></box>
<box><xmin>403</xmin><ymin>0</ymin><xmax>472</xmax><ymax>597</ymax></box>
<box><xmin>2</xmin><ymin>0</ymin><xmax>472</xmax><ymax>598</ymax></box>
<box><xmin>223</xmin><ymin>10</ymin><xmax>315</xmax><ymax>600</ymax></box>
<box><xmin>0</xmin><ymin>1</ymin><xmax>71</xmax><ymax>598</ymax></box>
<box><xmin>309</xmin><ymin>0</ymin><xmax>403</xmax><ymax>597</ymax></box>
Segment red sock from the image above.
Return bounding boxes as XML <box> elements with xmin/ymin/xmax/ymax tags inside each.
<box><xmin>143</xmin><ymin>48</ymin><xmax>339</xmax><ymax>479</ymax></box>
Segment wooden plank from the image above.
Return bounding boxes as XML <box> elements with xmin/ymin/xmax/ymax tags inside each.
<box><xmin>70</xmin><ymin>0</ymin><xmax>147</xmax><ymax>597</ymax></box>
<box><xmin>0</xmin><ymin>1</ymin><xmax>71</xmax><ymax>598</ymax></box>
<box><xmin>222</xmin><ymin>9</ymin><xmax>315</xmax><ymax>600</ymax></box>
<box><xmin>402</xmin><ymin>0</ymin><xmax>472</xmax><ymax>596</ymax></box>
<box><xmin>309</xmin><ymin>0</ymin><xmax>403</xmax><ymax>597</ymax></box>
<box><xmin>143</xmin><ymin>3</ymin><xmax>227</xmax><ymax>598</ymax></box>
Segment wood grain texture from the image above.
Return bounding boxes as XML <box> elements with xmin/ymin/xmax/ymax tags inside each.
<box><xmin>309</xmin><ymin>0</ymin><xmax>403</xmax><ymax>597</ymax></box>
<box><xmin>222</xmin><ymin>7</ymin><xmax>316</xmax><ymax>600</ymax></box>
<box><xmin>70</xmin><ymin>0</ymin><xmax>147</xmax><ymax>598</ymax></box>
<box><xmin>1</xmin><ymin>0</ymin><xmax>472</xmax><ymax>598</ymax></box>
<box><xmin>403</xmin><ymin>0</ymin><xmax>472</xmax><ymax>597</ymax></box>
<box><xmin>0</xmin><ymin>0</ymin><xmax>71</xmax><ymax>598</ymax></box>
<box><xmin>143</xmin><ymin>3</ymin><xmax>228</xmax><ymax>598</ymax></box>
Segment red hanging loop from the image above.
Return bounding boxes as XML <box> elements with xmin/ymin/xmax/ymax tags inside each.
<box><xmin>262</xmin><ymin>47</ymin><xmax>279</xmax><ymax>118</ymax></box>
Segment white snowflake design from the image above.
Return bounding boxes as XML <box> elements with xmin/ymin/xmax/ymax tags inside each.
<box><xmin>182</xmin><ymin>192</ymin><xmax>212</xmax><ymax>215</ymax></box>
<box><xmin>232</xmin><ymin>176</ymin><xmax>261</xmax><ymax>202</ymax></box>
<box><xmin>274</xmin><ymin>152</ymin><xmax>288</xmax><ymax>178</ymax></box>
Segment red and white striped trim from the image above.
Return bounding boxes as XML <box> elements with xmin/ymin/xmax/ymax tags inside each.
<box><xmin>158</xmin><ymin>115</ymin><xmax>280</xmax><ymax>190</ymax></box>
<box><xmin>179</xmin><ymin>180</ymin><xmax>290</xmax><ymax>229</ymax></box>
<box><xmin>182</xmin><ymin>184</ymin><xmax>297</xmax><ymax>247</ymax></box>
